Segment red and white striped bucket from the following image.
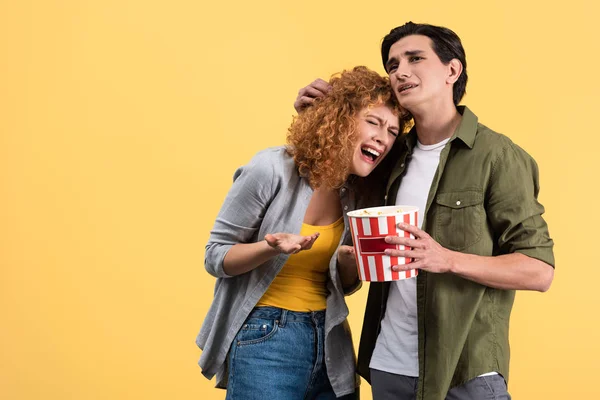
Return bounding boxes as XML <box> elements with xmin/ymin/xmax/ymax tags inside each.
<box><xmin>347</xmin><ymin>205</ymin><xmax>419</xmax><ymax>282</ymax></box>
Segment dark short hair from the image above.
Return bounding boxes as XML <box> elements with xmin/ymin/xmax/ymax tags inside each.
<box><xmin>381</xmin><ymin>22</ymin><xmax>468</xmax><ymax>105</ymax></box>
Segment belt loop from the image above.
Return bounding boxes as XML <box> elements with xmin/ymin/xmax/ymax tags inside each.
<box><xmin>313</xmin><ymin>310</ymin><xmax>325</xmax><ymax>327</ymax></box>
<box><xmin>278</xmin><ymin>308</ymin><xmax>287</xmax><ymax>327</ymax></box>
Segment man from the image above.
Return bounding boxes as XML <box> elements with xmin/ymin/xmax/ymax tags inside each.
<box><xmin>294</xmin><ymin>22</ymin><xmax>555</xmax><ymax>400</ymax></box>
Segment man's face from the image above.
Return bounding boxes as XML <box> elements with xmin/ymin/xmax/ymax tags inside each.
<box><xmin>385</xmin><ymin>34</ymin><xmax>454</xmax><ymax>112</ymax></box>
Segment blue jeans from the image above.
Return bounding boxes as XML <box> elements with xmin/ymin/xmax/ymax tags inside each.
<box><xmin>226</xmin><ymin>307</ymin><xmax>358</xmax><ymax>400</ymax></box>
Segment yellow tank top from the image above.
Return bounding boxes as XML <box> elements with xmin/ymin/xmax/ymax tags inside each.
<box><xmin>256</xmin><ymin>217</ymin><xmax>344</xmax><ymax>311</ymax></box>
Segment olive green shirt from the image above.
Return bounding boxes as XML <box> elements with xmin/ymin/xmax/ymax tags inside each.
<box><xmin>356</xmin><ymin>106</ymin><xmax>555</xmax><ymax>400</ymax></box>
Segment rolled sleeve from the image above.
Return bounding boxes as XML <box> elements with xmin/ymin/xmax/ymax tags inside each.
<box><xmin>204</xmin><ymin>153</ymin><xmax>275</xmax><ymax>278</ymax></box>
<box><xmin>486</xmin><ymin>141</ymin><xmax>555</xmax><ymax>267</ymax></box>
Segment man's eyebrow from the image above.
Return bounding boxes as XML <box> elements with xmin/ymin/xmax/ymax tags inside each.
<box><xmin>404</xmin><ymin>50</ymin><xmax>424</xmax><ymax>56</ymax></box>
<box><xmin>385</xmin><ymin>50</ymin><xmax>425</xmax><ymax>70</ymax></box>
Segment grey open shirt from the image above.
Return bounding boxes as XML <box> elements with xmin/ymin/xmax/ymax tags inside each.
<box><xmin>196</xmin><ymin>147</ymin><xmax>363</xmax><ymax>397</ymax></box>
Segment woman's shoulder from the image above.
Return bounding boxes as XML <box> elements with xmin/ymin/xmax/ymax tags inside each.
<box><xmin>252</xmin><ymin>146</ymin><xmax>292</xmax><ymax>163</ymax></box>
<box><xmin>235</xmin><ymin>146</ymin><xmax>297</xmax><ymax>182</ymax></box>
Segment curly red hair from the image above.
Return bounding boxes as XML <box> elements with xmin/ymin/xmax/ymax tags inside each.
<box><xmin>287</xmin><ymin>66</ymin><xmax>407</xmax><ymax>189</ymax></box>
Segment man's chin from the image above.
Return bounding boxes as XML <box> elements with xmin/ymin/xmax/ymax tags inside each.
<box><xmin>397</xmin><ymin>96</ymin><xmax>415</xmax><ymax>109</ymax></box>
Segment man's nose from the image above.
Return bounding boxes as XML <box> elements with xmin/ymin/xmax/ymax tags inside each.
<box><xmin>394</xmin><ymin>64</ymin><xmax>411</xmax><ymax>79</ymax></box>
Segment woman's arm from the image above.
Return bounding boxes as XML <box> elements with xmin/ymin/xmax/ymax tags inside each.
<box><xmin>205</xmin><ymin>149</ymin><xmax>320</xmax><ymax>278</ymax></box>
<box><xmin>223</xmin><ymin>233</ymin><xmax>319</xmax><ymax>276</ymax></box>
<box><xmin>204</xmin><ymin>151</ymin><xmax>277</xmax><ymax>278</ymax></box>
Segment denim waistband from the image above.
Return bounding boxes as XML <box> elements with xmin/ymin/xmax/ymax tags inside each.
<box><xmin>249</xmin><ymin>306</ymin><xmax>326</xmax><ymax>325</ymax></box>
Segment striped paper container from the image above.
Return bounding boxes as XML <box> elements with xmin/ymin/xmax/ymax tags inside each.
<box><xmin>347</xmin><ymin>205</ymin><xmax>419</xmax><ymax>282</ymax></box>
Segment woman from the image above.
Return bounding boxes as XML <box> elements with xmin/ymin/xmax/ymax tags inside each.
<box><xmin>196</xmin><ymin>66</ymin><xmax>407</xmax><ymax>399</ymax></box>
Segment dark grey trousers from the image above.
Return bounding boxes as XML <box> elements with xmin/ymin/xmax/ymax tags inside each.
<box><xmin>370</xmin><ymin>369</ymin><xmax>512</xmax><ymax>400</ymax></box>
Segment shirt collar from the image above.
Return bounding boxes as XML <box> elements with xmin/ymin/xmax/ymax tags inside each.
<box><xmin>452</xmin><ymin>106</ymin><xmax>478</xmax><ymax>149</ymax></box>
<box><xmin>402</xmin><ymin>105</ymin><xmax>478</xmax><ymax>151</ymax></box>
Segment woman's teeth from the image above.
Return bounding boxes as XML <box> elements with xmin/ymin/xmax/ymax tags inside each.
<box><xmin>362</xmin><ymin>147</ymin><xmax>381</xmax><ymax>161</ymax></box>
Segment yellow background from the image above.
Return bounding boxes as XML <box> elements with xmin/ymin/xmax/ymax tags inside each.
<box><xmin>1</xmin><ymin>1</ymin><xmax>598</xmax><ymax>398</ymax></box>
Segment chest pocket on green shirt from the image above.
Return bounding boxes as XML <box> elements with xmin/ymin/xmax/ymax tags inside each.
<box><xmin>434</xmin><ymin>190</ymin><xmax>484</xmax><ymax>251</ymax></box>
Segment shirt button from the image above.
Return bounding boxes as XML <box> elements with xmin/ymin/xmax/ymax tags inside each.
<box><xmin>400</xmin><ymin>163</ymin><xmax>405</xmax><ymax>168</ymax></box>
<box><xmin>343</xmin><ymin>205</ymin><xmax>348</xmax><ymax>211</ymax></box>
<box><xmin>341</xmin><ymin>187</ymin><xmax>346</xmax><ymax>193</ymax></box>
<box><xmin>456</xmin><ymin>200</ymin><xmax>461</xmax><ymax>206</ymax></box>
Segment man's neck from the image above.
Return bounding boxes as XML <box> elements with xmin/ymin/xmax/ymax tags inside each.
<box><xmin>411</xmin><ymin>101</ymin><xmax>462</xmax><ymax>145</ymax></box>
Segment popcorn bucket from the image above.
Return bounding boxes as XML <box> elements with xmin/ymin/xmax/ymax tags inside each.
<box><xmin>347</xmin><ymin>205</ymin><xmax>419</xmax><ymax>282</ymax></box>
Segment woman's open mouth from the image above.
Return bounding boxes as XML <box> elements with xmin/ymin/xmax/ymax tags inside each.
<box><xmin>360</xmin><ymin>146</ymin><xmax>382</xmax><ymax>164</ymax></box>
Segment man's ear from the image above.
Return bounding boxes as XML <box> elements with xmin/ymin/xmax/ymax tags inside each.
<box><xmin>446</xmin><ymin>59</ymin><xmax>463</xmax><ymax>85</ymax></box>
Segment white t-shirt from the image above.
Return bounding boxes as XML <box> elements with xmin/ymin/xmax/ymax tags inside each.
<box><xmin>369</xmin><ymin>138</ymin><xmax>449</xmax><ymax>377</ymax></box>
